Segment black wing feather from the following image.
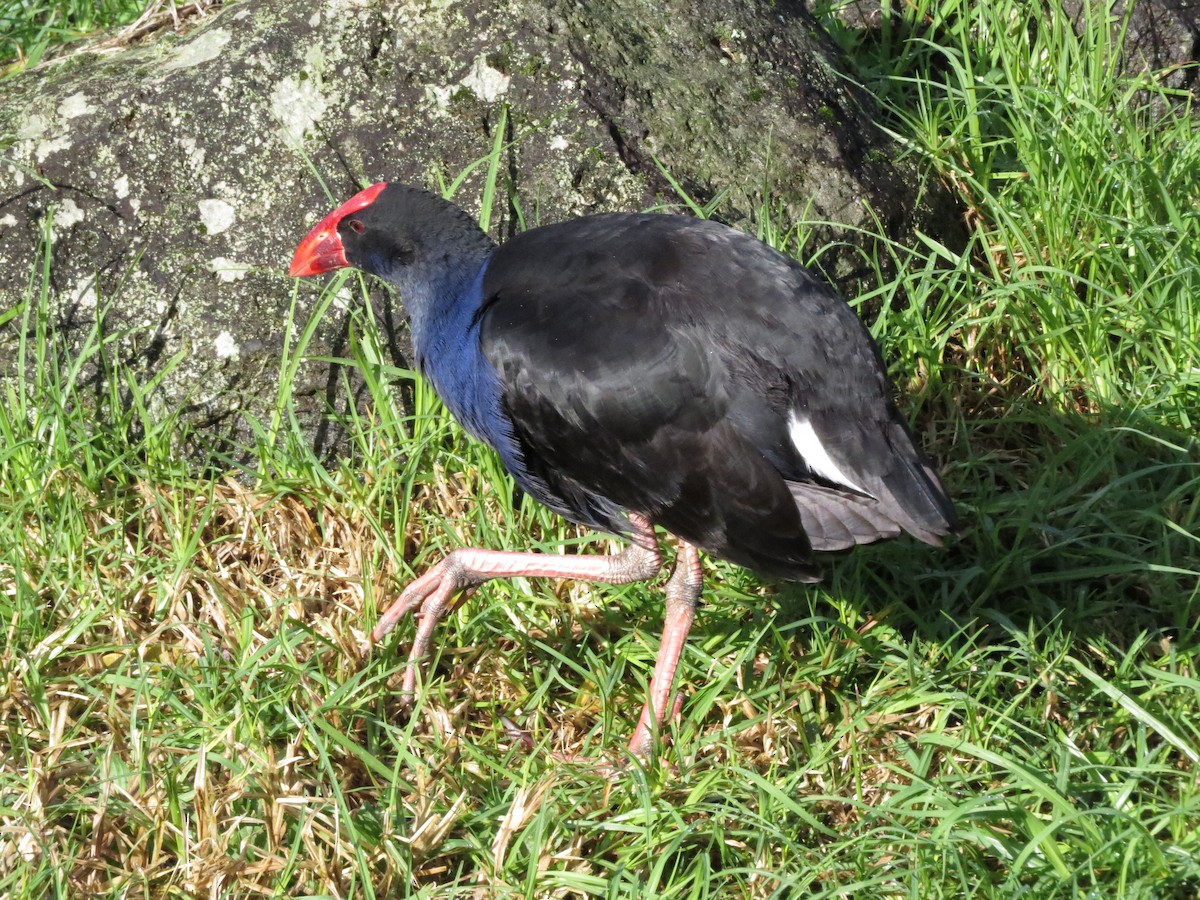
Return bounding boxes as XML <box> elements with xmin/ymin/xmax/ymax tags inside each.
<box><xmin>479</xmin><ymin>213</ymin><xmax>953</xmax><ymax>579</ymax></box>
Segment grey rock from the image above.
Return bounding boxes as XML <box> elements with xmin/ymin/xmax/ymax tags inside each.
<box><xmin>1073</xmin><ymin>0</ymin><xmax>1200</xmax><ymax>102</ymax></box>
<box><xmin>0</xmin><ymin>0</ymin><xmax>961</xmax><ymax>465</ymax></box>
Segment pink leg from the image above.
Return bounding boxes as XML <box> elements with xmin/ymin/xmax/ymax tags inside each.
<box><xmin>374</xmin><ymin>515</ymin><xmax>663</xmax><ymax>702</ymax></box>
<box><xmin>626</xmin><ymin>542</ymin><xmax>703</xmax><ymax>757</ymax></box>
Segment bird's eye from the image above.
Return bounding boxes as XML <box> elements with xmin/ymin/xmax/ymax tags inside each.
<box><xmin>347</xmin><ymin>219</ymin><xmax>365</xmax><ymax>234</ymax></box>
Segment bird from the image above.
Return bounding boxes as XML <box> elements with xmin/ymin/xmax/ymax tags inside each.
<box><xmin>290</xmin><ymin>182</ymin><xmax>955</xmax><ymax>757</ymax></box>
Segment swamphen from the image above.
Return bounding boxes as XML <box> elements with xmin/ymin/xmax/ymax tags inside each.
<box><xmin>290</xmin><ymin>182</ymin><xmax>955</xmax><ymax>756</ymax></box>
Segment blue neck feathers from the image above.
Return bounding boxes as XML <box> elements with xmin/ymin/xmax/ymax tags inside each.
<box><xmin>402</xmin><ymin>257</ymin><xmax>526</xmax><ymax>478</ymax></box>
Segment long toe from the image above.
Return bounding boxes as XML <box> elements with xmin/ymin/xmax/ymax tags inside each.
<box><xmin>371</xmin><ymin>560</ymin><xmax>451</xmax><ymax>643</ymax></box>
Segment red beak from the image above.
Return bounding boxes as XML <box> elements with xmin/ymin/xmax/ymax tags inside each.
<box><xmin>289</xmin><ymin>182</ymin><xmax>389</xmax><ymax>277</ymax></box>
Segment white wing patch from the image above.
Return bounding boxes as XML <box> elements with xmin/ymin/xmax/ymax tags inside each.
<box><xmin>788</xmin><ymin>413</ymin><xmax>868</xmax><ymax>494</ymax></box>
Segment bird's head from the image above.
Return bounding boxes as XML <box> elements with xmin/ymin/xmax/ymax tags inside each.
<box><xmin>289</xmin><ymin>181</ymin><xmax>388</xmax><ymax>278</ymax></box>
<box><xmin>290</xmin><ymin>182</ymin><xmax>494</xmax><ymax>289</ymax></box>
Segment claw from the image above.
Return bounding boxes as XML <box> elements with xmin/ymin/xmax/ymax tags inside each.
<box><xmin>365</xmin><ymin>522</ymin><xmax>701</xmax><ymax>759</ymax></box>
<box><xmin>371</xmin><ymin>558</ymin><xmax>455</xmax><ymax>643</ymax></box>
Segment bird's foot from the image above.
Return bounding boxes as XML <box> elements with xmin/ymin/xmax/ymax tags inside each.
<box><xmin>367</xmin><ymin>535</ymin><xmax>665</xmax><ymax>707</ymax></box>
<box><xmin>625</xmin><ymin>690</ymin><xmax>686</xmax><ymax>759</ymax></box>
<box><xmin>367</xmin><ymin>528</ymin><xmax>674</xmax><ymax>733</ymax></box>
<box><xmin>500</xmin><ymin>690</ymin><xmax>685</xmax><ymax>775</ymax></box>
<box><xmin>368</xmin><ymin>553</ymin><xmax>481</xmax><ymax>706</ymax></box>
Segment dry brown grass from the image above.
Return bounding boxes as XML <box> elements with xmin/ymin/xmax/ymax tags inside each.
<box><xmin>1</xmin><ymin>475</ymin><xmax>404</xmax><ymax>894</ymax></box>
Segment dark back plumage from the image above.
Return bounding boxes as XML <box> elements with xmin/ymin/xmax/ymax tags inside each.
<box><xmin>477</xmin><ymin>212</ymin><xmax>954</xmax><ymax>579</ymax></box>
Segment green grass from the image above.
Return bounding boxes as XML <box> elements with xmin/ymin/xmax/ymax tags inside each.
<box><xmin>3</xmin><ymin>0</ymin><xmax>1199</xmax><ymax>896</ymax></box>
<box><xmin>0</xmin><ymin>0</ymin><xmax>152</xmax><ymax>72</ymax></box>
